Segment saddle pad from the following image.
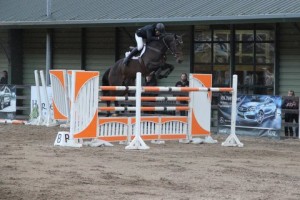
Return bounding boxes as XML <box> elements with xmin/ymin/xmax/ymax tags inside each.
<box><xmin>125</xmin><ymin>45</ymin><xmax>146</xmax><ymax>59</ymax></box>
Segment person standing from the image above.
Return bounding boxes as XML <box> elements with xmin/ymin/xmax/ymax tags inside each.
<box><xmin>175</xmin><ymin>73</ymin><xmax>189</xmax><ymax>88</ymax></box>
<box><xmin>175</xmin><ymin>73</ymin><xmax>189</xmax><ymax>116</ymax></box>
<box><xmin>144</xmin><ymin>74</ymin><xmax>158</xmax><ymax>96</ymax></box>
<box><xmin>0</xmin><ymin>70</ymin><xmax>8</xmax><ymax>84</ymax></box>
<box><xmin>283</xmin><ymin>90</ymin><xmax>299</xmax><ymax>137</ymax></box>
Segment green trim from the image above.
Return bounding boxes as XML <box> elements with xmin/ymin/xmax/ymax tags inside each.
<box><xmin>81</xmin><ymin>28</ymin><xmax>86</xmax><ymax>70</ymax></box>
<box><xmin>9</xmin><ymin>29</ymin><xmax>23</xmax><ymax>85</ymax></box>
<box><xmin>274</xmin><ymin>23</ymin><xmax>280</xmax><ymax>95</ymax></box>
<box><xmin>189</xmin><ymin>25</ymin><xmax>194</xmax><ymax>73</ymax></box>
<box><xmin>115</xmin><ymin>27</ymin><xmax>119</xmax><ymax>61</ymax></box>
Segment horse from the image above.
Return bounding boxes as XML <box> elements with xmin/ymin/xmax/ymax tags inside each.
<box><xmin>102</xmin><ymin>33</ymin><xmax>184</xmax><ymax>116</ymax></box>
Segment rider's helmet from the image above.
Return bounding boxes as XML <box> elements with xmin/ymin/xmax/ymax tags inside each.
<box><xmin>155</xmin><ymin>23</ymin><xmax>165</xmax><ymax>35</ymax></box>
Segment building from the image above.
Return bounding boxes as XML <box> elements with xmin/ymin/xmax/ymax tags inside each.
<box><xmin>0</xmin><ymin>0</ymin><xmax>300</xmax><ymax>96</ymax></box>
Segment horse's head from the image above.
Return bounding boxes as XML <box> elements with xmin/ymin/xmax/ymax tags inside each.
<box><xmin>163</xmin><ymin>34</ymin><xmax>184</xmax><ymax>63</ymax></box>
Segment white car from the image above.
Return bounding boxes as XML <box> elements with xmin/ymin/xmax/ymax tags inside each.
<box><xmin>0</xmin><ymin>86</ymin><xmax>12</xmax><ymax>110</ymax></box>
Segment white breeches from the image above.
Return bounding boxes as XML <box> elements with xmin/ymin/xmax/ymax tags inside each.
<box><xmin>135</xmin><ymin>33</ymin><xmax>144</xmax><ymax>51</ymax></box>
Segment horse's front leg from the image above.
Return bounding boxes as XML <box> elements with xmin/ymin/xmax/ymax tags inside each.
<box><xmin>154</xmin><ymin>68</ymin><xmax>162</xmax><ymax>79</ymax></box>
<box><xmin>157</xmin><ymin>63</ymin><xmax>174</xmax><ymax>79</ymax></box>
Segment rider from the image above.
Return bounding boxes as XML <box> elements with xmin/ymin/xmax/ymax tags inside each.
<box><xmin>123</xmin><ymin>23</ymin><xmax>166</xmax><ymax>66</ymax></box>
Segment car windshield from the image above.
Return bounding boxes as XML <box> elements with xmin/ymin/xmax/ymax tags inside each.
<box><xmin>249</xmin><ymin>98</ymin><xmax>273</xmax><ymax>103</ymax></box>
<box><xmin>250</xmin><ymin>99</ymin><xmax>261</xmax><ymax>102</ymax></box>
<box><xmin>266</xmin><ymin>99</ymin><xmax>273</xmax><ymax>103</ymax></box>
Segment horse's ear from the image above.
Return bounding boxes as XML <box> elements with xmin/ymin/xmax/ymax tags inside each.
<box><xmin>181</xmin><ymin>33</ymin><xmax>186</xmax><ymax>37</ymax></box>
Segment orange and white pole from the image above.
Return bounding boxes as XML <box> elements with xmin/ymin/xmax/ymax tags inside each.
<box><xmin>99</xmin><ymin>96</ymin><xmax>190</xmax><ymax>102</ymax></box>
<box><xmin>98</xmin><ymin>106</ymin><xmax>189</xmax><ymax>112</ymax></box>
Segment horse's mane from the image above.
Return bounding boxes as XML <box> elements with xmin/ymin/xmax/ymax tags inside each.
<box><xmin>162</xmin><ymin>33</ymin><xmax>176</xmax><ymax>40</ymax></box>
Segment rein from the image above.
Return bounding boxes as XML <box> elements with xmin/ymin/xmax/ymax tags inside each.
<box><xmin>162</xmin><ymin>37</ymin><xmax>176</xmax><ymax>56</ymax></box>
<box><xmin>147</xmin><ymin>46</ymin><xmax>161</xmax><ymax>53</ymax></box>
<box><xmin>146</xmin><ymin>35</ymin><xmax>178</xmax><ymax>56</ymax></box>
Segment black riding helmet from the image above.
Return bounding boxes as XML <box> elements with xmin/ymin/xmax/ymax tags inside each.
<box><xmin>155</xmin><ymin>23</ymin><xmax>165</xmax><ymax>35</ymax></box>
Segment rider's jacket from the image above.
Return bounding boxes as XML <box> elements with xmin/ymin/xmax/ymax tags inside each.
<box><xmin>136</xmin><ymin>24</ymin><xmax>161</xmax><ymax>43</ymax></box>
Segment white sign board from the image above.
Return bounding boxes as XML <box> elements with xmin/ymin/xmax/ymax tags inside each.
<box><xmin>30</xmin><ymin>86</ymin><xmax>53</xmax><ymax>118</ymax></box>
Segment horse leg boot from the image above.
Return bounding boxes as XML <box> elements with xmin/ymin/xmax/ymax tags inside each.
<box><xmin>123</xmin><ymin>47</ymin><xmax>139</xmax><ymax>66</ymax></box>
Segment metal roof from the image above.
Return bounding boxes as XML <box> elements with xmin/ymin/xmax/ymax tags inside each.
<box><xmin>1</xmin><ymin>0</ymin><xmax>300</xmax><ymax>27</ymax></box>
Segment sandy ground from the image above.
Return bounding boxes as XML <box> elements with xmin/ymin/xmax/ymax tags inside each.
<box><xmin>0</xmin><ymin>124</ymin><xmax>300</xmax><ymax>200</ymax></box>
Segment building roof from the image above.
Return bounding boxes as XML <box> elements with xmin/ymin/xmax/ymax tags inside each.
<box><xmin>1</xmin><ymin>0</ymin><xmax>300</xmax><ymax>27</ymax></box>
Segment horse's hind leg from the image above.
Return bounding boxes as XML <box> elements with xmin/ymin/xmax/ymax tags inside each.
<box><xmin>111</xmin><ymin>100</ymin><xmax>118</xmax><ymax>117</ymax></box>
<box><xmin>106</xmin><ymin>101</ymin><xmax>111</xmax><ymax>117</ymax></box>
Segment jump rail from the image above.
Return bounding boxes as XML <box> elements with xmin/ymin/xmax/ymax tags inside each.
<box><xmin>99</xmin><ymin>86</ymin><xmax>233</xmax><ymax>92</ymax></box>
<box><xmin>98</xmin><ymin>106</ymin><xmax>190</xmax><ymax>112</ymax></box>
<box><xmin>99</xmin><ymin>96</ymin><xmax>190</xmax><ymax>101</ymax></box>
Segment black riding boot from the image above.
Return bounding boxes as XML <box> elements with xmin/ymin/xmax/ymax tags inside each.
<box><xmin>123</xmin><ymin>47</ymin><xmax>139</xmax><ymax>66</ymax></box>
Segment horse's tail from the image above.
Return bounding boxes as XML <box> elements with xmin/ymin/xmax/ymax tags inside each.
<box><xmin>102</xmin><ymin>67</ymin><xmax>111</xmax><ymax>96</ymax></box>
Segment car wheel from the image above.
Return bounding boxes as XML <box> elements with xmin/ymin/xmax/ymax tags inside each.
<box><xmin>256</xmin><ymin>110</ymin><xmax>264</xmax><ymax>124</ymax></box>
<box><xmin>219</xmin><ymin>117</ymin><xmax>225</xmax><ymax>124</ymax></box>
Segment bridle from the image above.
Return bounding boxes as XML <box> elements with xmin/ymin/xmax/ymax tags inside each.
<box><xmin>162</xmin><ymin>35</ymin><xmax>182</xmax><ymax>58</ymax></box>
<box><xmin>145</xmin><ymin>34</ymin><xmax>183</xmax><ymax>59</ymax></box>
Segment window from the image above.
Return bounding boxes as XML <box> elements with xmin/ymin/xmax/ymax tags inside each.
<box><xmin>193</xmin><ymin>24</ymin><xmax>275</xmax><ymax>94</ymax></box>
<box><xmin>236</xmin><ymin>28</ymin><xmax>275</xmax><ymax>95</ymax></box>
<box><xmin>194</xmin><ymin>26</ymin><xmax>231</xmax><ymax>86</ymax></box>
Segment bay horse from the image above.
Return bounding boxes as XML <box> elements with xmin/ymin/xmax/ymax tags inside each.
<box><xmin>102</xmin><ymin>33</ymin><xmax>184</xmax><ymax>116</ymax></box>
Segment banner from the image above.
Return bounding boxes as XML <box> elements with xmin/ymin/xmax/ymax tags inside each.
<box><xmin>0</xmin><ymin>85</ymin><xmax>17</xmax><ymax>119</ymax></box>
<box><xmin>218</xmin><ymin>94</ymin><xmax>282</xmax><ymax>138</ymax></box>
<box><xmin>30</xmin><ymin>86</ymin><xmax>53</xmax><ymax>119</ymax></box>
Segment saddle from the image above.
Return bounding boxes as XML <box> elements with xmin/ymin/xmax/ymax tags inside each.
<box><xmin>125</xmin><ymin>45</ymin><xmax>146</xmax><ymax>60</ymax></box>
